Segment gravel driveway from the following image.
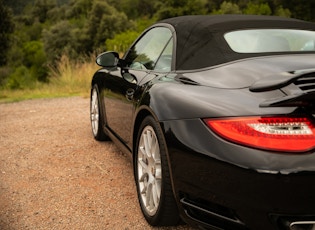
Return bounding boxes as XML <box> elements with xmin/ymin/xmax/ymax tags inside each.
<box><xmin>0</xmin><ymin>97</ymin><xmax>193</xmax><ymax>230</ymax></box>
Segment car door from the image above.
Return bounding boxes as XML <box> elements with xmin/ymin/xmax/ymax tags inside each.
<box><xmin>103</xmin><ymin>26</ymin><xmax>174</xmax><ymax>148</ymax></box>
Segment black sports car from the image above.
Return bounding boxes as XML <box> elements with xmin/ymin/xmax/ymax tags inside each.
<box><xmin>90</xmin><ymin>15</ymin><xmax>315</xmax><ymax>230</ymax></box>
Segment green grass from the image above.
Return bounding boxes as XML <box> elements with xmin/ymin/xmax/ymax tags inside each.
<box><xmin>0</xmin><ymin>55</ymin><xmax>100</xmax><ymax>103</ymax></box>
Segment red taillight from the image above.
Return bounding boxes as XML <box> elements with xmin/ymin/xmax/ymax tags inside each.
<box><xmin>204</xmin><ymin>117</ymin><xmax>315</xmax><ymax>152</ymax></box>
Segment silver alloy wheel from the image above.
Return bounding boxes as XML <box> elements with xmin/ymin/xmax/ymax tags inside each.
<box><xmin>90</xmin><ymin>88</ymin><xmax>99</xmax><ymax>137</ymax></box>
<box><xmin>137</xmin><ymin>125</ymin><xmax>162</xmax><ymax>216</ymax></box>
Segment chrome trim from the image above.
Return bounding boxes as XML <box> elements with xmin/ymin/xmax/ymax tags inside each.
<box><xmin>290</xmin><ymin>221</ymin><xmax>315</xmax><ymax>230</ymax></box>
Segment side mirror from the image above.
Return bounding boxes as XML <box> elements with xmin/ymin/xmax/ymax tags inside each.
<box><xmin>96</xmin><ymin>51</ymin><xmax>119</xmax><ymax>67</ymax></box>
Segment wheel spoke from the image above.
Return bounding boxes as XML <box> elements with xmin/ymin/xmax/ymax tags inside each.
<box><xmin>144</xmin><ymin>183</ymin><xmax>150</xmax><ymax>206</ymax></box>
<box><xmin>139</xmin><ymin>146</ymin><xmax>146</xmax><ymax>157</ymax></box>
<box><xmin>137</xmin><ymin>125</ymin><xmax>163</xmax><ymax>216</ymax></box>
<box><xmin>90</xmin><ymin>89</ymin><xmax>99</xmax><ymax>136</ymax></box>
<box><xmin>140</xmin><ymin>176</ymin><xmax>148</xmax><ymax>194</ymax></box>
<box><xmin>151</xmin><ymin>136</ymin><xmax>159</xmax><ymax>158</ymax></box>
<box><xmin>138</xmin><ymin>160</ymin><xmax>149</xmax><ymax>183</ymax></box>
<box><xmin>153</xmin><ymin>181</ymin><xmax>159</xmax><ymax>204</ymax></box>
<box><xmin>143</xmin><ymin>131</ymin><xmax>152</xmax><ymax>157</ymax></box>
<box><xmin>138</xmin><ymin>158</ymin><xmax>148</xmax><ymax>172</ymax></box>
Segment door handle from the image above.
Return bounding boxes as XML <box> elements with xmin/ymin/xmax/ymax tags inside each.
<box><xmin>126</xmin><ymin>88</ymin><xmax>135</xmax><ymax>101</ymax></box>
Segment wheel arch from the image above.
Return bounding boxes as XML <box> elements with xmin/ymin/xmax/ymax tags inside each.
<box><xmin>132</xmin><ymin>106</ymin><xmax>178</xmax><ymax>199</ymax></box>
<box><xmin>90</xmin><ymin>83</ymin><xmax>110</xmax><ymax>141</ymax></box>
<box><xmin>132</xmin><ymin>107</ymin><xmax>157</xmax><ymax>157</ymax></box>
<box><xmin>91</xmin><ymin>69</ymin><xmax>108</xmax><ymax>90</ymax></box>
<box><xmin>91</xmin><ymin>74</ymin><xmax>101</xmax><ymax>89</ymax></box>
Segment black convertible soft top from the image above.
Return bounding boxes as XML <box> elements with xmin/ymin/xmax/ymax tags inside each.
<box><xmin>158</xmin><ymin>15</ymin><xmax>315</xmax><ymax>70</ymax></box>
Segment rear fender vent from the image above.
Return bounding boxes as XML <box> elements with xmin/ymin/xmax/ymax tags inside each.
<box><xmin>294</xmin><ymin>73</ymin><xmax>315</xmax><ymax>94</ymax></box>
<box><xmin>259</xmin><ymin>72</ymin><xmax>315</xmax><ymax>108</ymax></box>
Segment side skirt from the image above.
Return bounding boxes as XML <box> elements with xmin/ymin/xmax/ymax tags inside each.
<box><xmin>104</xmin><ymin>126</ymin><xmax>133</xmax><ymax>159</ymax></box>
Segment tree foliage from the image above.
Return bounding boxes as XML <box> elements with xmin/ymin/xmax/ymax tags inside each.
<box><xmin>155</xmin><ymin>0</ymin><xmax>208</xmax><ymax>20</ymax></box>
<box><xmin>0</xmin><ymin>0</ymin><xmax>14</xmax><ymax>66</ymax></box>
<box><xmin>83</xmin><ymin>0</ymin><xmax>132</xmax><ymax>53</ymax></box>
<box><xmin>1</xmin><ymin>0</ymin><xmax>315</xmax><ymax>89</ymax></box>
<box><xmin>43</xmin><ymin>21</ymin><xmax>77</xmax><ymax>64</ymax></box>
<box><xmin>243</xmin><ymin>2</ymin><xmax>272</xmax><ymax>15</ymax></box>
<box><xmin>23</xmin><ymin>41</ymin><xmax>47</xmax><ymax>82</ymax></box>
<box><xmin>212</xmin><ymin>1</ymin><xmax>241</xmax><ymax>14</ymax></box>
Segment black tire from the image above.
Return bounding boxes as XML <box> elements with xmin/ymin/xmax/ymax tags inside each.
<box><xmin>134</xmin><ymin>116</ymin><xmax>180</xmax><ymax>226</ymax></box>
<box><xmin>90</xmin><ymin>85</ymin><xmax>109</xmax><ymax>141</ymax></box>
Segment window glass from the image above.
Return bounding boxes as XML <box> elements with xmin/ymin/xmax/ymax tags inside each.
<box><xmin>154</xmin><ymin>38</ymin><xmax>173</xmax><ymax>72</ymax></box>
<box><xmin>125</xmin><ymin>27</ymin><xmax>173</xmax><ymax>70</ymax></box>
<box><xmin>224</xmin><ymin>29</ymin><xmax>315</xmax><ymax>53</ymax></box>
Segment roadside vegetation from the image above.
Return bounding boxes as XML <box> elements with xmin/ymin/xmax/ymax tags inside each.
<box><xmin>0</xmin><ymin>0</ymin><xmax>314</xmax><ymax>102</ymax></box>
<box><xmin>0</xmin><ymin>55</ymin><xmax>98</xmax><ymax>102</ymax></box>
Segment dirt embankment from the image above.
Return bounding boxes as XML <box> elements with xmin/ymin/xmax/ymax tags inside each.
<box><xmin>0</xmin><ymin>97</ymin><xmax>192</xmax><ymax>230</ymax></box>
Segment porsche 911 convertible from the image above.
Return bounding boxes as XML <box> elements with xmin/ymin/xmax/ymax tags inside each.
<box><xmin>90</xmin><ymin>15</ymin><xmax>315</xmax><ymax>230</ymax></box>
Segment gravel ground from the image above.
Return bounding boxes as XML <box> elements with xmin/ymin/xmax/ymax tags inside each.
<box><xmin>0</xmin><ymin>97</ymin><xmax>193</xmax><ymax>230</ymax></box>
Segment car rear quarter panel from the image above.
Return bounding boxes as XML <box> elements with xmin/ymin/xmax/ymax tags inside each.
<box><xmin>146</xmin><ymin>80</ymin><xmax>296</xmax><ymax>121</ymax></box>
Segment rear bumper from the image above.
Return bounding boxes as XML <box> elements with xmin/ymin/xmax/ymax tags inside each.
<box><xmin>172</xmin><ymin>150</ymin><xmax>315</xmax><ymax>230</ymax></box>
<box><xmin>162</xmin><ymin>119</ymin><xmax>315</xmax><ymax>230</ymax></box>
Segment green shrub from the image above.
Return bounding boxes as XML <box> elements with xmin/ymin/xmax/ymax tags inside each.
<box><xmin>6</xmin><ymin>65</ymin><xmax>36</xmax><ymax>89</ymax></box>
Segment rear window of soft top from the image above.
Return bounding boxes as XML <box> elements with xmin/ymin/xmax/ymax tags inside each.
<box><xmin>224</xmin><ymin>29</ymin><xmax>315</xmax><ymax>53</ymax></box>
